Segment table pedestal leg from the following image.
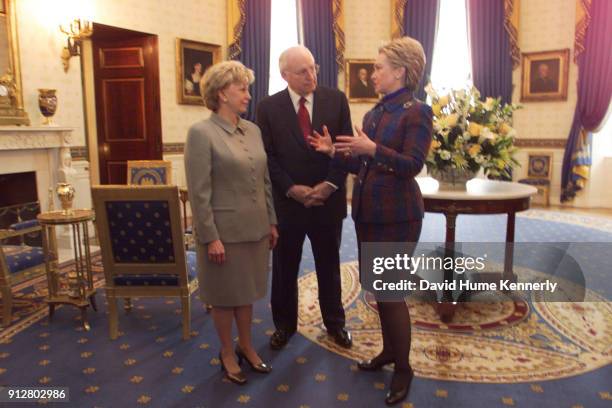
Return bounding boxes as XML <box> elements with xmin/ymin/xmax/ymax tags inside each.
<box><xmin>435</xmin><ymin>212</ymin><xmax>457</xmax><ymax>323</ymax></box>
<box><xmin>504</xmin><ymin>212</ymin><xmax>517</xmax><ymax>283</ymax></box>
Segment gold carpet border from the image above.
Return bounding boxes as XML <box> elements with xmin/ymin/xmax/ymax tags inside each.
<box><xmin>297</xmin><ymin>261</ymin><xmax>612</xmax><ymax>383</ymax></box>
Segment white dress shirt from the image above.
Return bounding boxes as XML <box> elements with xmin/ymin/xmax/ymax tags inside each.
<box><xmin>286</xmin><ymin>87</ymin><xmax>338</xmax><ymax>192</ymax></box>
<box><xmin>287</xmin><ymin>87</ymin><xmax>314</xmax><ymax>121</ymax></box>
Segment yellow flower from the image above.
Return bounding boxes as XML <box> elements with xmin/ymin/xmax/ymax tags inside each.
<box><xmin>496</xmin><ymin>159</ymin><xmax>506</xmax><ymax>169</ymax></box>
<box><xmin>430</xmin><ymin>140</ymin><xmax>441</xmax><ymax>152</ymax></box>
<box><xmin>468</xmin><ymin>144</ymin><xmax>481</xmax><ymax>157</ymax></box>
<box><xmin>432</xmin><ymin>104</ymin><xmax>441</xmax><ymax>117</ymax></box>
<box><xmin>446</xmin><ymin>113</ymin><xmax>459</xmax><ymax>127</ymax></box>
<box><xmin>468</xmin><ymin>122</ymin><xmax>482</xmax><ymax>136</ymax></box>
<box><xmin>438</xmin><ymin>95</ymin><xmax>449</xmax><ymax>107</ymax></box>
<box><xmin>500</xmin><ymin>123</ymin><xmax>513</xmax><ymax>135</ymax></box>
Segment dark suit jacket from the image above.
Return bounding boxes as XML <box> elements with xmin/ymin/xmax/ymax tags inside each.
<box><xmin>336</xmin><ymin>88</ymin><xmax>432</xmax><ymax>224</ymax></box>
<box><xmin>256</xmin><ymin>87</ymin><xmax>353</xmax><ymax>226</ymax></box>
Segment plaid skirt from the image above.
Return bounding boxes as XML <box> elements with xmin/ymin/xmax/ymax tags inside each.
<box><xmin>355</xmin><ymin>221</ymin><xmax>422</xmax><ymax>243</ymax></box>
<box><xmin>355</xmin><ymin>221</ymin><xmax>422</xmax><ymax>294</ymax></box>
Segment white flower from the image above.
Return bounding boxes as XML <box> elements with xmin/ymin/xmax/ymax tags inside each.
<box><xmin>484</xmin><ymin>97</ymin><xmax>495</xmax><ymax>111</ymax></box>
<box><xmin>480</xmin><ymin>127</ymin><xmax>494</xmax><ymax>140</ymax></box>
<box><xmin>425</xmin><ymin>83</ymin><xmax>439</xmax><ymax>99</ymax></box>
<box><xmin>474</xmin><ymin>154</ymin><xmax>485</xmax><ymax>164</ymax></box>
<box><xmin>440</xmin><ymin>150</ymin><xmax>451</xmax><ymax>160</ymax></box>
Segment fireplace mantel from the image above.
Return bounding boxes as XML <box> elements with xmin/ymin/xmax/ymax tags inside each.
<box><xmin>0</xmin><ymin>126</ymin><xmax>74</xmax><ymax>151</ymax></box>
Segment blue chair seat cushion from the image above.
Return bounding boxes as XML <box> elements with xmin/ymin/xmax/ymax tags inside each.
<box><xmin>9</xmin><ymin>219</ymin><xmax>40</xmax><ymax>230</ymax></box>
<box><xmin>518</xmin><ymin>178</ymin><xmax>550</xmax><ymax>186</ymax></box>
<box><xmin>3</xmin><ymin>245</ymin><xmax>45</xmax><ymax>274</ymax></box>
<box><xmin>113</xmin><ymin>251</ymin><xmax>198</xmax><ymax>286</ymax></box>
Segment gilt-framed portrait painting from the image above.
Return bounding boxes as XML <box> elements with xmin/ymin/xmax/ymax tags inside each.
<box><xmin>345</xmin><ymin>59</ymin><xmax>379</xmax><ymax>102</ymax></box>
<box><xmin>520</xmin><ymin>49</ymin><xmax>569</xmax><ymax>102</ymax></box>
<box><xmin>176</xmin><ymin>38</ymin><xmax>221</xmax><ymax>105</ymax></box>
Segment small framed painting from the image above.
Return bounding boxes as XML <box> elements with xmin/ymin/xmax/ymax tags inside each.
<box><xmin>176</xmin><ymin>38</ymin><xmax>221</xmax><ymax>105</ymax></box>
<box><xmin>520</xmin><ymin>49</ymin><xmax>569</xmax><ymax>102</ymax></box>
<box><xmin>345</xmin><ymin>59</ymin><xmax>379</xmax><ymax>102</ymax></box>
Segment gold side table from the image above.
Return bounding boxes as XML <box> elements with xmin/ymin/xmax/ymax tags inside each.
<box><xmin>37</xmin><ymin>209</ymin><xmax>97</xmax><ymax>330</ymax></box>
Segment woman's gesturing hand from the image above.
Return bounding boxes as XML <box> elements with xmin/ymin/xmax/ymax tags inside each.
<box><xmin>335</xmin><ymin>125</ymin><xmax>377</xmax><ymax>157</ymax></box>
<box><xmin>207</xmin><ymin>239</ymin><xmax>226</xmax><ymax>264</ymax></box>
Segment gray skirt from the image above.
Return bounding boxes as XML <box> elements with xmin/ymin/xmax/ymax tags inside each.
<box><xmin>196</xmin><ymin>236</ymin><xmax>270</xmax><ymax>307</ymax></box>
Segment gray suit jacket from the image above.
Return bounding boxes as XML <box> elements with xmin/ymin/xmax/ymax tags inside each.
<box><xmin>184</xmin><ymin>113</ymin><xmax>277</xmax><ymax>244</ymax></box>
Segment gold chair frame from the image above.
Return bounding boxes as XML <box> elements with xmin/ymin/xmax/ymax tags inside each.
<box><xmin>92</xmin><ymin>185</ymin><xmax>197</xmax><ymax>340</ymax></box>
<box><xmin>0</xmin><ymin>221</ymin><xmax>45</xmax><ymax>326</ymax></box>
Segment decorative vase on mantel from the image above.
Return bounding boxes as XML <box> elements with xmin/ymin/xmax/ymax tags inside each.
<box><xmin>38</xmin><ymin>88</ymin><xmax>58</xmax><ymax>125</ymax></box>
<box><xmin>429</xmin><ymin>167</ymin><xmax>477</xmax><ymax>191</ymax></box>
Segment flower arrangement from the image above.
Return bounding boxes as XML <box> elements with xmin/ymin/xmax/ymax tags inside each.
<box><xmin>425</xmin><ymin>84</ymin><xmax>521</xmax><ymax>180</ymax></box>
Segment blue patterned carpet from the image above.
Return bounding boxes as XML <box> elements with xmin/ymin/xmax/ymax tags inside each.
<box><xmin>0</xmin><ymin>210</ymin><xmax>611</xmax><ymax>407</ymax></box>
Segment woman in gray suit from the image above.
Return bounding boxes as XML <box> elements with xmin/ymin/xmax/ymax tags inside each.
<box><xmin>184</xmin><ymin>61</ymin><xmax>278</xmax><ymax>385</ymax></box>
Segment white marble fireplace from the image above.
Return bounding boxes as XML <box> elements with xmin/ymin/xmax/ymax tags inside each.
<box><xmin>0</xmin><ymin>126</ymin><xmax>95</xmax><ymax>261</ymax></box>
<box><xmin>0</xmin><ymin>126</ymin><xmax>80</xmax><ymax>211</ymax></box>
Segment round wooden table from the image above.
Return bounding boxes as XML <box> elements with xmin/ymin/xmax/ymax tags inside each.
<box><xmin>37</xmin><ymin>209</ymin><xmax>97</xmax><ymax>330</ymax></box>
<box><xmin>416</xmin><ymin>177</ymin><xmax>538</xmax><ymax>322</ymax></box>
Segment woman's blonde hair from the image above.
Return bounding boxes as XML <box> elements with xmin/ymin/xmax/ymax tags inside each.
<box><xmin>378</xmin><ymin>36</ymin><xmax>425</xmax><ymax>91</ymax></box>
<box><xmin>200</xmin><ymin>60</ymin><xmax>255</xmax><ymax>111</ymax></box>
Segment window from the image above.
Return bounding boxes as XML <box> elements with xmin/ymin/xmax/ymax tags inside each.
<box><xmin>429</xmin><ymin>0</ymin><xmax>472</xmax><ymax>94</ymax></box>
<box><xmin>268</xmin><ymin>0</ymin><xmax>300</xmax><ymax>95</ymax></box>
<box><xmin>593</xmin><ymin>106</ymin><xmax>612</xmax><ymax>157</ymax></box>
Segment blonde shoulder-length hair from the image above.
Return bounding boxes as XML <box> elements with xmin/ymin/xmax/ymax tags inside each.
<box><xmin>200</xmin><ymin>60</ymin><xmax>254</xmax><ymax>111</ymax></box>
<box><xmin>378</xmin><ymin>36</ymin><xmax>426</xmax><ymax>91</ymax></box>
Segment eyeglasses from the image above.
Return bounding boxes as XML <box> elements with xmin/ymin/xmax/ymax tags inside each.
<box><xmin>291</xmin><ymin>64</ymin><xmax>320</xmax><ymax>77</ymax></box>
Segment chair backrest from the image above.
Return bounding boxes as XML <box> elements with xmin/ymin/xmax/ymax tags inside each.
<box><xmin>91</xmin><ymin>185</ymin><xmax>187</xmax><ymax>286</ymax></box>
<box><xmin>526</xmin><ymin>153</ymin><xmax>552</xmax><ymax>179</ymax></box>
<box><xmin>126</xmin><ymin>160</ymin><xmax>173</xmax><ymax>185</ymax></box>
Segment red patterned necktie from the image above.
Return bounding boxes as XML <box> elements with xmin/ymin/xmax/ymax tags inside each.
<box><xmin>297</xmin><ymin>96</ymin><xmax>312</xmax><ymax>143</ymax></box>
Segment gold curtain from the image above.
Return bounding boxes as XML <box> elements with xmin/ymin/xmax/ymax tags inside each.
<box><xmin>227</xmin><ymin>0</ymin><xmax>246</xmax><ymax>60</ymax></box>
<box><xmin>503</xmin><ymin>0</ymin><xmax>521</xmax><ymax>69</ymax></box>
<box><xmin>390</xmin><ymin>0</ymin><xmax>407</xmax><ymax>39</ymax></box>
<box><xmin>572</xmin><ymin>130</ymin><xmax>591</xmax><ymax>189</ymax></box>
<box><xmin>332</xmin><ymin>0</ymin><xmax>346</xmax><ymax>71</ymax></box>
<box><xmin>574</xmin><ymin>0</ymin><xmax>592</xmax><ymax>63</ymax></box>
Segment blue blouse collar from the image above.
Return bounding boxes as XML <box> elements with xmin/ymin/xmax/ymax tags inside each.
<box><xmin>377</xmin><ymin>87</ymin><xmax>413</xmax><ymax>112</ymax></box>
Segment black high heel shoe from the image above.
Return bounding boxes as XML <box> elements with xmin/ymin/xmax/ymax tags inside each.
<box><xmin>357</xmin><ymin>352</ymin><xmax>394</xmax><ymax>371</ymax></box>
<box><xmin>385</xmin><ymin>367</ymin><xmax>414</xmax><ymax>406</ymax></box>
<box><xmin>219</xmin><ymin>351</ymin><xmax>247</xmax><ymax>385</ymax></box>
<box><xmin>235</xmin><ymin>345</ymin><xmax>272</xmax><ymax>374</ymax></box>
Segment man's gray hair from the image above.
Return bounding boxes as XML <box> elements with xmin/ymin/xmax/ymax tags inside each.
<box><xmin>278</xmin><ymin>45</ymin><xmax>315</xmax><ymax>72</ymax></box>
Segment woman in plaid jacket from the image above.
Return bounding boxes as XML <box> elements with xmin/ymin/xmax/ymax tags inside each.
<box><xmin>309</xmin><ymin>37</ymin><xmax>432</xmax><ymax>406</ymax></box>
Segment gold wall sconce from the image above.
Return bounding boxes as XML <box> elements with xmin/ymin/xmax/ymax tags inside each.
<box><xmin>59</xmin><ymin>19</ymin><xmax>93</xmax><ymax>72</ymax></box>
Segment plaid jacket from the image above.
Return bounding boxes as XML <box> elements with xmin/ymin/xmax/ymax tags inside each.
<box><xmin>338</xmin><ymin>88</ymin><xmax>432</xmax><ymax>223</ymax></box>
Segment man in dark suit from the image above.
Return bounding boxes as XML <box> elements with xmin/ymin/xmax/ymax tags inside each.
<box><xmin>256</xmin><ymin>46</ymin><xmax>353</xmax><ymax>349</ymax></box>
